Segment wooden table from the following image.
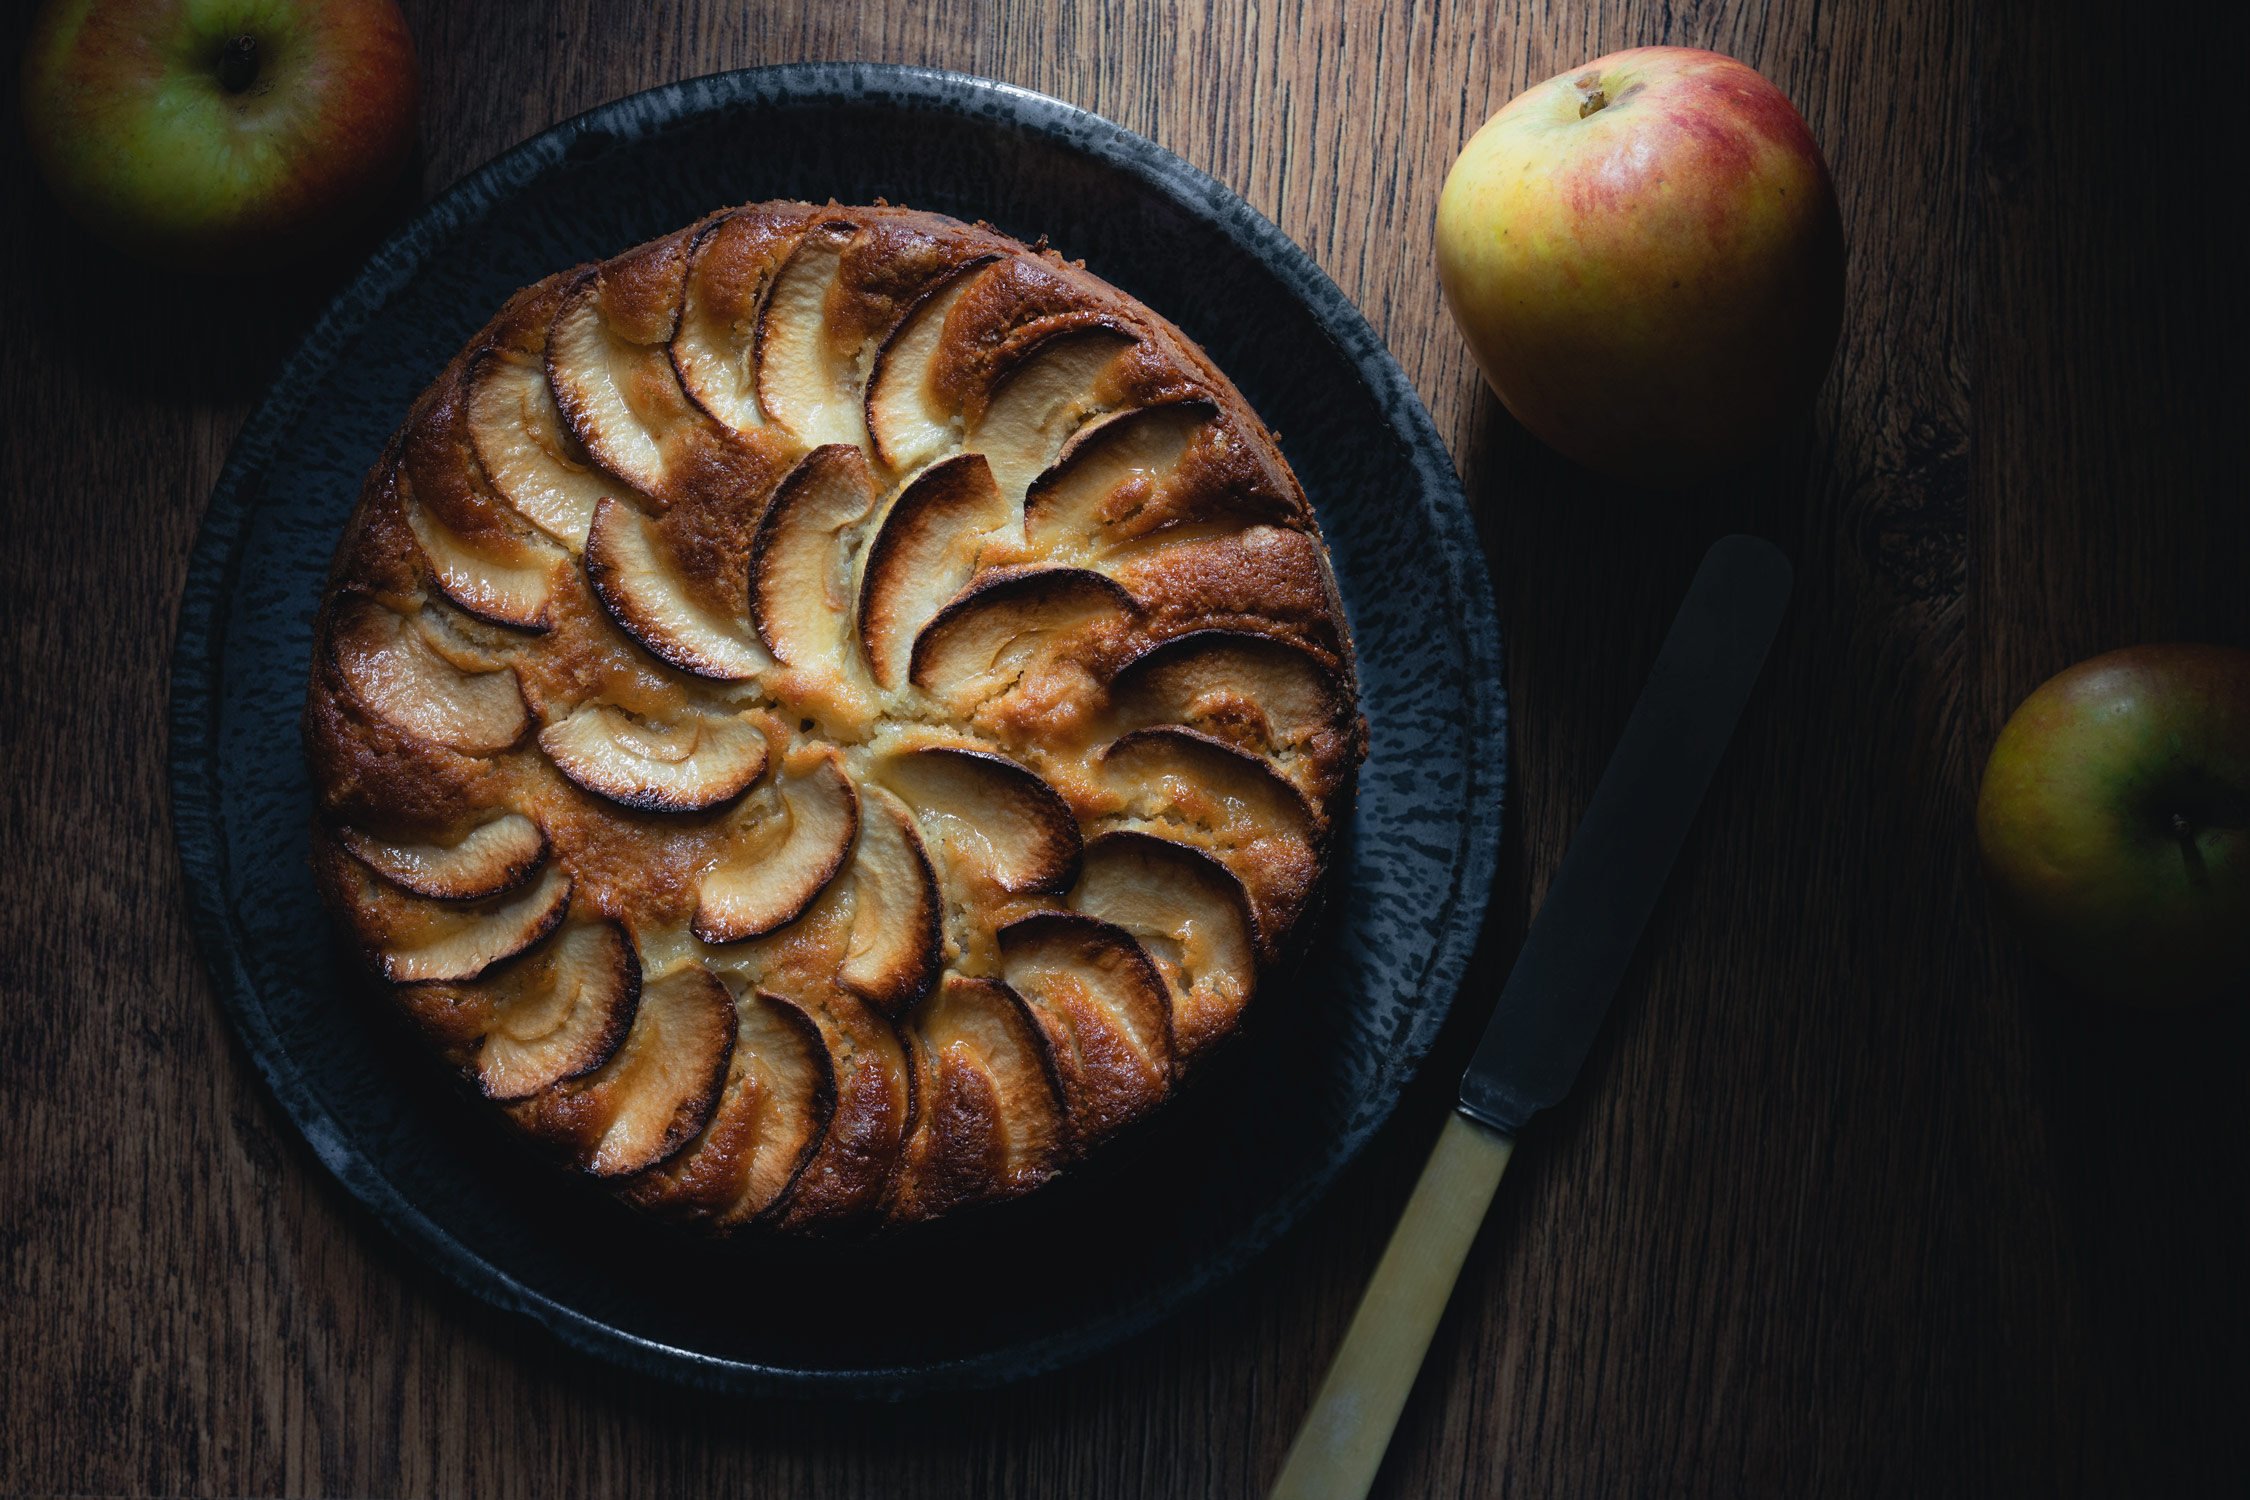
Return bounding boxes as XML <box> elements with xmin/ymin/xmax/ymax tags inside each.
<box><xmin>5</xmin><ymin>1</ymin><xmax>2245</xmax><ymax>1494</ymax></box>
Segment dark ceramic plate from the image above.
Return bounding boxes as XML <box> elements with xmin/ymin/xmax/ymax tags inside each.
<box><xmin>167</xmin><ymin>64</ymin><xmax>1505</xmax><ymax>1397</ymax></box>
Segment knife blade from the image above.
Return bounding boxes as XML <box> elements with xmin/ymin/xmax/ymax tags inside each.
<box><xmin>1270</xmin><ymin>534</ymin><xmax>1793</xmax><ymax>1500</ymax></box>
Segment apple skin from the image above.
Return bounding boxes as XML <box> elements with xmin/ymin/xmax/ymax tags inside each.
<box><xmin>1976</xmin><ymin>645</ymin><xmax>2250</xmax><ymax>1009</ymax></box>
<box><xmin>20</xmin><ymin>0</ymin><xmax>418</xmax><ymax>273</ymax></box>
<box><xmin>1435</xmin><ymin>47</ymin><xmax>1844</xmax><ymax>485</ymax></box>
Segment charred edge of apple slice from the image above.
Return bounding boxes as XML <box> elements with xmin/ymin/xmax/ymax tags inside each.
<box><xmin>863</xmin><ymin>253</ymin><xmax>1004</xmax><ymax>469</ymax></box>
<box><xmin>838</xmin><ymin>783</ymin><xmax>946</xmax><ymax>1016</ymax></box>
<box><xmin>905</xmin><ymin>566</ymin><xmax>1142</xmax><ymax>695</ymax></box>
<box><xmin>747</xmin><ymin>443</ymin><xmax>878</xmax><ymax>667</ymax></box>
<box><xmin>538</xmin><ymin>704</ymin><xmax>770</xmax><ymax>815</ymax></box>
<box><xmin>582</xmin><ymin>495</ymin><xmax>765</xmax><ymax>682</ymax></box>
<box><xmin>334</xmin><ymin>812</ymin><xmax>549</xmax><ymax>903</ymax></box>
<box><xmin>997</xmin><ymin>910</ymin><xmax>1177</xmax><ymax>1153</ymax></box>
<box><xmin>690</xmin><ymin>752</ymin><xmax>861</xmax><ymax>945</ymax></box>
<box><xmin>885</xmin><ymin>744</ymin><xmax>1085</xmax><ymax>896</ymax></box>
<box><xmin>855</xmin><ymin>451</ymin><xmax>1006</xmax><ymax>689</ymax></box>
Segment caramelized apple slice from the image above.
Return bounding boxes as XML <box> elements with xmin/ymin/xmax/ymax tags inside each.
<box><xmin>875</xmin><ymin>745</ymin><xmax>1082</xmax><ymax>895</ymax></box>
<box><xmin>1107</xmin><ymin>629</ymin><xmax>1351</xmax><ymax>795</ymax></box>
<box><xmin>755</xmin><ymin>223</ymin><xmax>866</xmax><ymax>449</ymax></box>
<box><xmin>888</xmin><ymin>975</ymin><xmax>1066</xmax><ymax>1222</ymax></box>
<box><xmin>999</xmin><ymin>912</ymin><xmax>1173</xmax><ymax>1151</ymax></box>
<box><xmin>336</xmin><ymin>812</ymin><xmax>547</xmax><ymax>901</ymax></box>
<box><xmin>317</xmin><ymin>831</ymin><xmax>573</xmax><ymax>984</ymax></box>
<box><xmin>838</xmin><ymin>783</ymin><xmax>945</xmax><ymax>1015</ymax></box>
<box><xmin>540</xmin><ymin>703</ymin><xmax>767</xmax><ymax>812</ymax></box>
<box><xmin>1020</xmin><ymin>400</ymin><xmax>1235</xmax><ymax>558</ymax></box>
<box><xmin>865</xmin><ymin>258</ymin><xmax>997</xmax><ymax>471</ymax></box>
<box><xmin>775</xmin><ymin>989</ymin><xmax>915</xmax><ymax>1230</ymax></box>
<box><xmin>509</xmin><ymin>964</ymin><xmax>737</xmax><ymax>1176</ymax></box>
<box><xmin>584</xmin><ymin>496</ymin><xmax>770</xmax><ymax>681</ymax></box>
<box><xmin>908</xmin><ymin>567</ymin><xmax>1137</xmax><ymax>711</ymax></box>
<box><xmin>1071</xmin><ymin>831</ymin><xmax>1258</xmax><ymax>1069</ymax></box>
<box><xmin>965</xmin><ymin>329</ymin><xmax>1137</xmax><ymax>504</ymax></box>
<box><xmin>670</xmin><ymin>209</ymin><xmax>807</xmax><ymax>431</ymax></box>
<box><xmin>331</xmin><ymin>597</ymin><xmax>527</xmax><ymax>755</ymax></box>
<box><xmin>395</xmin><ymin>920</ymin><xmax>641</xmax><ymax>1099</ymax></box>
<box><xmin>405</xmin><ymin>490</ymin><xmax>562</xmax><ymax>630</ymax></box>
<box><xmin>1099</xmin><ymin>726</ymin><xmax>1318</xmax><ymax>960</ymax></box>
<box><xmin>545</xmin><ymin>275</ymin><xmax>675</xmax><ymax>498</ymax></box>
<box><xmin>620</xmin><ymin>987</ymin><xmax>835</xmax><ymax>1228</ymax></box>
<box><xmin>465</xmin><ymin>348</ymin><xmax>613</xmax><ymax>550</ymax></box>
<box><xmin>856</xmin><ymin>453</ymin><xmax>1009</xmax><ymax>690</ymax></box>
<box><xmin>749</xmin><ymin>445</ymin><xmax>879</xmax><ymax>678</ymax></box>
<box><xmin>694</xmin><ymin>748</ymin><xmax>860</xmax><ymax>943</ymax></box>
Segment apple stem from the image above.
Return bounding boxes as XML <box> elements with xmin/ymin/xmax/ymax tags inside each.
<box><xmin>218</xmin><ymin>35</ymin><xmax>259</xmax><ymax>95</ymax></box>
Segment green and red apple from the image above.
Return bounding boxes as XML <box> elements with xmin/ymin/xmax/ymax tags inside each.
<box><xmin>20</xmin><ymin>0</ymin><xmax>418</xmax><ymax>272</ymax></box>
<box><xmin>1435</xmin><ymin>46</ymin><xmax>1845</xmax><ymax>485</ymax></box>
<box><xmin>1977</xmin><ymin>644</ymin><xmax>2250</xmax><ymax>1008</ymax></box>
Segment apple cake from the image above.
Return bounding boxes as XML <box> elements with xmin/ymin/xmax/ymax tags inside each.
<box><xmin>304</xmin><ymin>200</ymin><xmax>1364</xmax><ymax>1234</ymax></box>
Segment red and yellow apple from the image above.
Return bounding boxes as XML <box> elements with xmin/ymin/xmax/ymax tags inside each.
<box><xmin>1977</xmin><ymin>645</ymin><xmax>2250</xmax><ymax>1008</ymax></box>
<box><xmin>20</xmin><ymin>0</ymin><xmax>418</xmax><ymax>272</ymax></box>
<box><xmin>1435</xmin><ymin>46</ymin><xmax>1845</xmax><ymax>485</ymax></box>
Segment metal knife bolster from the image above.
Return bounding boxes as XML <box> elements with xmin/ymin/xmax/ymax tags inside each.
<box><xmin>1456</xmin><ymin>535</ymin><xmax>1794</xmax><ymax>1138</ymax></box>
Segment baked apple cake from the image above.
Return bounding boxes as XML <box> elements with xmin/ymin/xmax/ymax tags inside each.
<box><xmin>304</xmin><ymin>200</ymin><xmax>1364</xmax><ymax>1234</ymax></box>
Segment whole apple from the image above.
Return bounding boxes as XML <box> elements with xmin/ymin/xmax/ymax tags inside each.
<box><xmin>20</xmin><ymin>0</ymin><xmax>418</xmax><ymax>272</ymax></box>
<box><xmin>1977</xmin><ymin>644</ymin><xmax>2250</xmax><ymax>1008</ymax></box>
<box><xmin>1435</xmin><ymin>47</ymin><xmax>1844</xmax><ymax>485</ymax></box>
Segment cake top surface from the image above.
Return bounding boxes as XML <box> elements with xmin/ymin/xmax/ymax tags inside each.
<box><xmin>305</xmin><ymin>199</ymin><xmax>1364</xmax><ymax>1235</ymax></box>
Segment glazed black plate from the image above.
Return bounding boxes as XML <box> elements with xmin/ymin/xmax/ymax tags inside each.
<box><xmin>168</xmin><ymin>64</ymin><xmax>1505</xmax><ymax>1397</ymax></box>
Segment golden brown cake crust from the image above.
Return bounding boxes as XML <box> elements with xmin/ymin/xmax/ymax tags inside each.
<box><xmin>303</xmin><ymin>200</ymin><xmax>1366</xmax><ymax>1235</ymax></box>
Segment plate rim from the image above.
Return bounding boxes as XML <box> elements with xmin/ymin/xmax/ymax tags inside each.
<box><xmin>166</xmin><ymin>60</ymin><xmax>1506</xmax><ymax>1398</ymax></box>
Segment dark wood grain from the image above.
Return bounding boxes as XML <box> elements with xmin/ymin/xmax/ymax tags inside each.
<box><xmin>3</xmin><ymin>0</ymin><xmax>2245</xmax><ymax>1494</ymax></box>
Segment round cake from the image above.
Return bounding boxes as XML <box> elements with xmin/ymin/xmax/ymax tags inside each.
<box><xmin>304</xmin><ymin>200</ymin><xmax>1365</xmax><ymax>1234</ymax></box>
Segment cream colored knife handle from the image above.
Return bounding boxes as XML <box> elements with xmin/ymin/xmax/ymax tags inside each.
<box><xmin>1269</xmin><ymin>1111</ymin><xmax>1516</xmax><ymax>1500</ymax></box>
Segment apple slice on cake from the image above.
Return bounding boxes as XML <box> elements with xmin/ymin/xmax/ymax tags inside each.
<box><xmin>335</xmin><ymin>812</ymin><xmax>547</xmax><ymax>902</ymax></box>
<box><xmin>693</xmin><ymin>746</ymin><xmax>860</xmax><ymax>944</ymax></box>
<box><xmin>1070</xmin><ymin>831</ymin><xmax>1258</xmax><ymax>1070</ymax></box>
<box><xmin>394</xmin><ymin>920</ymin><xmax>642</xmax><ymax>1100</ymax></box>
<box><xmin>856</xmin><ymin>453</ymin><xmax>1010</xmax><ymax>691</ymax></box>
<box><xmin>317</xmin><ymin>831</ymin><xmax>573</xmax><ymax>984</ymax></box>
<box><xmin>330</xmin><ymin>596</ymin><xmax>527</xmax><ymax>755</ymax></box>
<box><xmin>620</xmin><ymin>987</ymin><xmax>836</xmax><ymax>1229</ymax></box>
<box><xmin>540</xmin><ymin>702</ymin><xmax>768</xmax><ymax>813</ymax></box>
<box><xmin>837</xmin><ymin>783</ymin><xmax>945</xmax><ymax>1015</ymax></box>
<box><xmin>887</xmin><ymin>974</ymin><xmax>1066</xmax><ymax>1221</ymax></box>
<box><xmin>465</xmin><ymin>346</ymin><xmax>615</xmax><ymax>551</ymax></box>
<box><xmin>506</xmin><ymin>963</ymin><xmax>738</xmax><ymax>1176</ymax></box>
<box><xmin>584</xmin><ymin>495</ymin><xmax>771</xmax><ymax>681</ymax></box>
<box><xmin>874</xmin><ymin>743</ymin><xmax>1083</xmax><ymax>897</ymax></box>
<box><xmin>1098</xmin><ymin>726</ymin><xmax>1318</xmax><ymax>962</ymax></box>
<box><xmin>755</xmin><ymin>221</ymin><xmax>868</xmax><ymax>450</ymax></box>
<box><xmin>864</xmin><ymin>257</ymin><xmax>1000</xmax><ymax>472</ymax></box>
<box><xmin>999</xmin><ymin>912</ymin><xmax>1174</xmax><ymax>1151</ymax></box>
